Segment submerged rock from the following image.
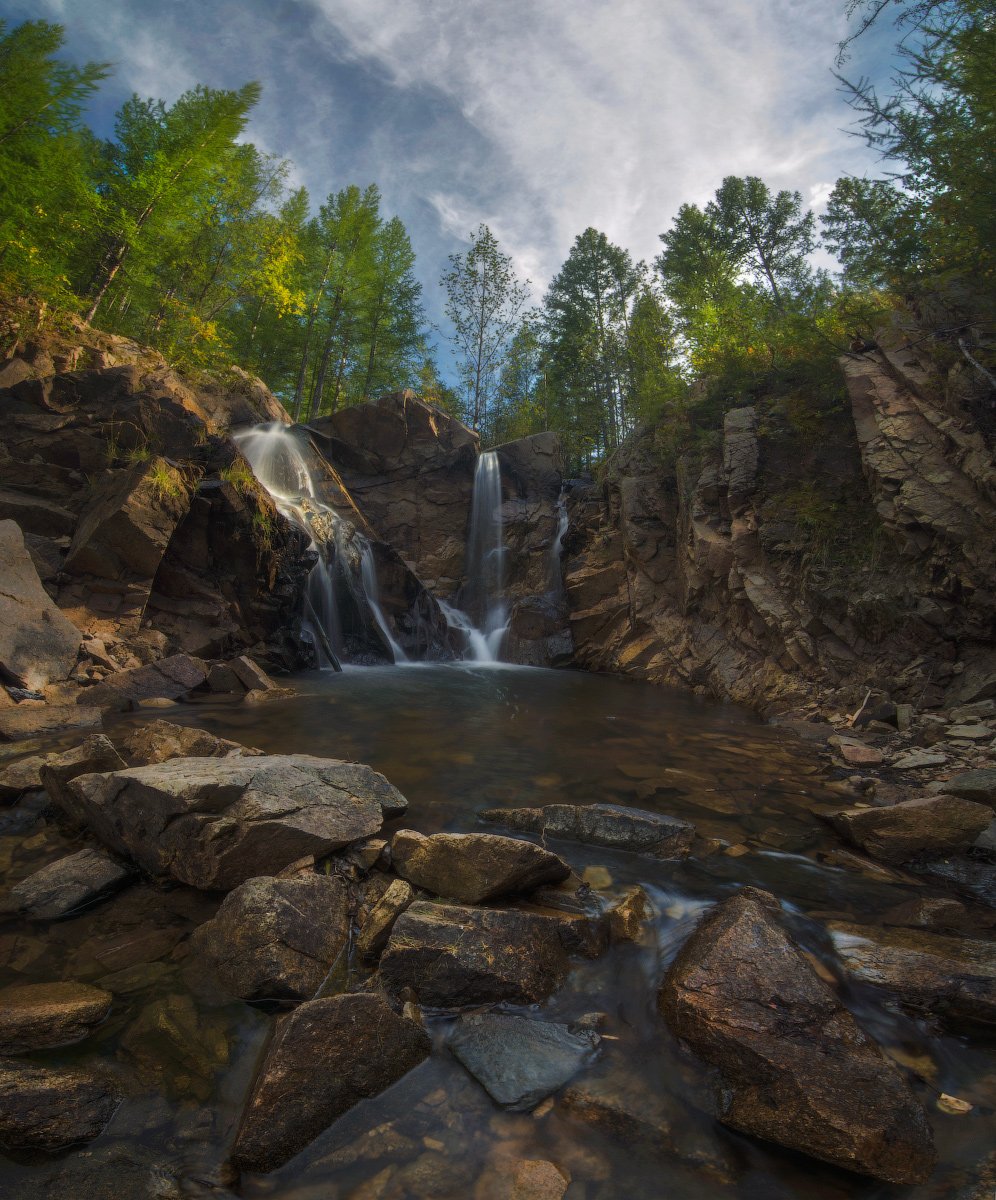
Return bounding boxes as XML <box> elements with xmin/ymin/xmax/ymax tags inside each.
<box><xmin>187</xmin><ymin>874</ymin><xmax>351</xmax><ymax>1002</ymax></box>
<box><xmin>5</xmin><ymin>848</ymin><xmax>131</xmax><ymax>920</ymax></box>
<box><xmin>829</xmin><ymin>795</ymin><xmax>993</xmax><ymax>863</ymax></box>
<box><xmin>0</xmin><ymin>1058</ymin><xmax>119</xmax><ymax>1149</ymax></box>
<box><xmin>80</xmin><ymin>653</ymin><xmax>207</xmax><ymax>710</ymax></box>
<box><xmin>118</xmin><ymin>718</ymin><xmax>262</xmax><ymax>766</ymax></box>
<box><xmin>448</xmin><ymin>1013</ymin><xmax>599</xmax><ymax>1110</ymax></box>
<box><xmin>380</xmin><ymin>901</ymin><xmax>570</xmax><ymax>1007</ymax></box>
<box><xmin>390</xmin><ymin>829</ymin><xmax>570</xmax><ymax>904</ymax></box>
<box><xmin>480</xmin><ymin>802</ymin><xmax>695</xmax><ymax>858</ymax></box>
<box><xmin>230</xmin><ymin>992</ymin><xmax>430</xmax><ymax>1174</ymax></box>
<box><xmin>658</xmin><ymin>887</ymin><xmax>935</xmax><ymax>1185</ymax></box>
<box><xmin>0</xmin><ymin>981</ymin><xmax>112</xmax><ymax>1053</ymax></box>
<box><xmin>828</xmin><ymin>922</ymin><xmax>996</xmax><ymax>1028</ymax></box>
<box><xmin>63</xmin><ymin>754</ymin><xmax>407</xmax><ymax>890</ymax></box>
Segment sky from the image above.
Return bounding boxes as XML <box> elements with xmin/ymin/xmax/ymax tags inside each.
<box><xmin>2</xmin><ymin>0</ymin><xmax>896</xmax><ymax>366</ymax></box>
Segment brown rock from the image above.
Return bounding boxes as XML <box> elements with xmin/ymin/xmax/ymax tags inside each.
<box><xmin>356</xmin><ymin>878</ymin><xmax>415</xmax><ymax>960</ymax></box>
<box><xmin>187</xmin><ymin>874</ymin><xmax>350</xmax><ymax>1002</ymax></box>
<box><xmin>481</xmin><ymin>802</ymin><xmax>694</xmax><ymax>858</ymax></box>
<box><xmin>829</xmin><ymin>795</ymin><xmax>993</xmax><ymax>863</ymax></box>
<box><xmin>5</xmin><ymin>848</ymin><xmax>131</xmax><ymax>920</ymax></box>
<box><xmin>0</xmin><ymin>1058</ymin><xmax>119</xmax><ymax>1149</ymax></box>
<box><xmin>659</xmin><ymin>887</ymin><xmax>935</xmax><ymax>1185</ymax></box>
<box><xmin>0</xmin><ymin>704</ymin><xmax>102</xmax><ymax>742</ymax></box>
<box><xmin>117</xmin><ymin>718</ymin><xmax>261</xmax><ymax>766</ymax></box>
<box><xmin>230</xmin><ymin>992</ymin><xmax>430</xmax><ymax>1173</ymax></box>
<box><xmin>380</xmin><ymin>901</ymin><xmax>569</xmax><ymax>1007</ymax></box>
<box><xmin>39</xmin><ymin>733</ymin><xmax>125</xmax><ymax>816</ymax></box>
<box><xmin>391</xmin><ymin>829</ymin><xmax>570</xmax><ymax>904</ymax></box>
<box><xmin>80</xmin><ymin>653</ymin><xmax>207</xmax><ymax>710</ymax></box>
<box><xmin>0</xmin><ymin>753</ymin><xmax>47</xmax><ymax>798</ymax></box>
<box><xmin>0</xmin><ymin>981</ymin><xmax>112</xmax><ymax>1053</ymax></box>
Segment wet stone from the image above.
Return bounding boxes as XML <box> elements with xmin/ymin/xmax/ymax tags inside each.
<box><xmin>0</xmin><ymin>1058</ymin><xmax>119</xmax><ymax>1149</ymax></box>
<box><xmin>0</xmin><ymin>981</ymin><xmax>112</xmax><ymax>1053</ymax></box>
<box><xmin>450</xmin><ymin>1013</ymin><xmax>599</xmax><ymax>1111</ymax></box>
<box><xmin>480</xmin><ymin>802</ymin><xmax>695</xmax><ymax>858</ymax></box>
<box><xmin>119</xmin><ymin>992</ymin><xmax>232</xmax><ymax>1102</ymax></box>
<box><xmin>117</xmin><ymin>718</ymin><xmax>262</xmax><ymax>766</ymax></box>
<box><xmin>829</xmin><ymin>794</ymin><xmax>993</xmax><ymax>863</ymax></box>
<box><xmin>357</xmin><ymin>878</ymin><xmax>415</xmax><ymax>960</ymax></box>
<box><xmin>5</xmin><ymin>848</ymin><xmax>131</xmax><ymax>920</ymax></box>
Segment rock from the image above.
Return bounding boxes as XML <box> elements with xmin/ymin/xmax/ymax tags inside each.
<box><xmin>0</xmin><ymin>519</ymin><xmax>82</xmax><ymax>689</ymax></box>
<box><xmin>187</xmin><ymin>874</ymin><xmax>351</xmax><ymax>1002</ymax></box>
<box><xmin>0</xmin><ymin>704</ymin><xmax>101</xmax><ymax>742</ymax></box>
<box><xmin>835</xmin><ymin>738</ymin><xmax>885</xmax><ymax>766</ymax></box>
<box><xmin>0</xmin><ymin>753</ymin><xmax>46</xmax><ymax>798</ymax></box>
<box><xmin>829</xmin><ymin>795</ymin><xmax>993</xmax><ymax>863</ymax></box>
<box><xmin>828</xmin><ymin>922</ymin><xmax>996</xmax><ymax>1028</ymax></box>
<box><xmin>390</xmin><ymin>829</ymin><xmax>570</xmax><ymax>904</ymax></box>
<box><xmin>892</xmin><ymin>749</ymin><xmax>949</xmax><ymax>770</ymax></box>
<box><xmin>480</xmin><ymin>802</ymin><xmax>694</xmax><ymax>858</ymax></box>
<box><xmin>63</xmin><ymin>754</ymin><xmax>407</xmax><ymax>890</ymax></box>
<box><xmin>448</xmin><ymin>1013</ymin><xmax>599</xmax><ymax>1110</ymax></box>
<box><xmin>507</xmin><ymin>1160</ymin><xmax>570</xmax><ymax>1200</ymax></box>
<box><xmin>658</xmin><ymin>887</ymin><xmax>935</xmax><ymax>1185</ymax></box>
<box><xmin>228</xmin><ymin>654</ymin><xmax>280</xmax><ymax>692</ymax></box>
<box><xmin>38</xmin><ymin>733</ymin><xmax>126</xmax><ymax>815</ymax></box>
<box><xmin>117</xmin><ymin>718</ymin><xmax>262</xmax><ymax>766</ymax></box>
<box><xmin>5</xmin><ymin>848</ymin><xmax>131</xmax><ymax>920</ymax></box>
<box><xmin>882</xmin><ymin>896</ymin><xmax>969</xmax><ymax>930</ymax></box>
<box><xmin>80</xmin><ymin>653</ymin><xmax>207</xmax><ymax>710</ymax></box>
<box><xmin>945</xmin><ymin>724</ymin><xmax>993</xmax><ymax>741</ymax></box>
<box><xmin>206</xmin><ymin>662</ymin><xmax>244</xmax><ymax>693</ymax></box>
<box><xmin>607</xmin><ymin>886</ymin><xmax>652</xmax><ymax>942</ymax></box>
<box><xmin>230</xmin><ymin>992</ymin><xmax>430</xmax><ymax>1173</ymax></box>
<box><xmin>119</xmin><ymin>991</ymin><xmax>232</xmax><ymax>1102</ymax></box>
<box><xmin>356</xmin><ymin>878</ymin><xmax>415</xmax><ymax>960</ymax></box>
<box><xmin>0</xmin><ymin>981</ymin><xmax>112</xmax><ymax>1053</ymax></box>
<box><xmin>939</xmin><ymin>768</ymin><xmax>996</xmax><ymax>809</ymax></box>
<box><xmin>0</xmin><ymin>1058</ymin><xmax>119</xmax><ymax>1149</ymax></box>
<box><xmin>380</xmin><ymin>902</ymin><xmax>570</xmax><ymax>1007</ymax></box>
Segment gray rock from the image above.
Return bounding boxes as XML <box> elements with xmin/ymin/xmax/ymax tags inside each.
<box><xmin>0</xmin><ymin>704</ymin><xmax>101</xmax><ymax>743</ymax></box>
<box><xmin>480</xmin><ymin>802</ymin><xmax>694</xmax><ymax>858</ymax></box>
<box><xmin>187</xmin><ymin>874</ymin><xmax>351</xmax><ymax>1002</ymax></box>
<box><xmin>659</xmin><ymin>887</ymin><xmax>935</xmax><ymax>1185</ymax></box>
<box><xmin>828</xmin><ymin>922</ymin><xmax>996</xmax><ymax>1028</ymax></box>
<box><xmin>380</xmin><ymin>901</ymin><xmax>569</xmax><ymax>1007</ymax></box>
<box><xmin>39</xmin><ymin>734</ymin><xmax>126</xmax><ymax>817</ymax></box>
<box><xmin>0</xmin><ymin>981</ymin><xmax>112</xmax><ymax>1053</ymax></box>
<box><xmin>939</xmin><ymin>769</ymin><xmax>996</xmax><ymax>809</ymax></box>
<box><xmin>0</xmin><ymin>1058</ymin><xmax>119</xmax><ymax>1149</ymax></box>
<box><xmin>449</xmin><ymin>1013</ymin><xmax>599</xmax><ymax>1110</ymax></box>
<box><xmin>117</xmin><ymin>718</ymin><xmax>261</xmax><ymax>766</ymax></box>
<box><xmin>892</xmin><ymin>749</ymin><xmax>948</xmax><ymax>770</ymax></box>
<box><xmin>829</xmin><ymin>795</ymin><xmax>993</xmax><ymax>863</ymax></box>
<box><xmin>6</xmin><ymin>848</ymin><xmax>131</xmax><ymax>920</ymax></box>
<box><xmin>230</xmin><ymin>992</ymin><xmax>430</xmax><ymax>1173</ymax></box>
<box><xmin>356</xmin><ymin>878</ymin><xmax>415</xmax><ymax>960</ymax></box>
<box><xmin>63</xmin><ymin>754</ymin><xmax>407</xmax><ymax>890</ymax></box>
<box><xmin>0</xmin><ymin>519</ymin><xmax>82</xmax><ymax>690</ymax></box>
<box><xmin>80</xmin><ymin>654</ymin><xmax>207</xmax><ymax>710</ymax></box>
<box><xmin>390</xmin><ymin>829</ymin><xmax>570</xmax><ymax>904</ymax></box>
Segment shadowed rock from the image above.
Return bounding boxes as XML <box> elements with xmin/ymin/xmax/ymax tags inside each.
<box><xmin>187</xmin><ymin>874</ymin><xmax>351</xmax><ymax>1002</ymax></box>
<box><xmin>937</xmin><ymin>769</ymin><xmax>996</xmax><ymax>809</ymax></box>
<box><xmin>39</xmin><ymin>734</ymin><xmax>126</xmax><ymax>816</ymax></box>
<box><xmin>79</xmin><ymin>654</ymin><xmax>207</xmax><ymax>710</ymax></box>
<box><xmin>390</xmin><ymin>829</ymin><xmax>570</xmax><ymax>903</ymax></box>
<box><xmin>63</xmin><ymin>754</ymin><xmax>408</xmax><ymax>890</ymax></box>
<box><xmin>0</xmin><ymin>705</ymin><xmax>101</xmax><ymax>743</ymax></box>
<box><xmin>829</xmin><ymin>795</ymin><xmax>993</xmax><ymax>863</ymax></box>
<box><xmin>0</xmin><ymin>1058</ymin><xmax>119</xmax><ymax>1149</ymax></box>
<box><xmin>481</xmin><ymin>802</ymin><xmax>694</xmax><ymax>858</ymax></box>
<box><xmin>0</xmin><ymin>982</ymin><xmax>112</xmax><ymax>1053</ymax></box>
<box><xmin>5</xmin><ymin>848</ymin><xmax>131</xmax><ymax>920</ymax></box>
<box><xmin>380</xmin><ymin>901</ymin><xmax>570</xmax><ymax>1007</ymax></box>
<box><xmin>230</xmin><ymin>992</ymin><xmax>430</xmax><ymax>1173</ymax></box>
<box><xmin>356</xmin><ymin>878</ymin><xmax>415</xmax><ymax>960</ymax></box>
<box><xmin>658</xmin><ymin>887</ymin><xmax>935</xmax><ymax>1185</ymax></box>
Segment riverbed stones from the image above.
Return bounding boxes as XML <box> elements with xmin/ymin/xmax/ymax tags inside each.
<box><xmin>62</xmin><ymin>754</ymin><xmax>408</xmax><ymax>890</ymax></box>
<box><xmin>658</xmin><ymin>887</ymin><xmax>935</xmax><ymax>1185</ymax></box>
<box><xmin>39</xmin><ymin>733</ymin><xmax>126</xmax><ymax>816</ymax></box>
<box><xmin>0</xmin><ymin>1058</ymin><xmax>119</xmax><ymax>1149</ymax></box>
<box><xmin>936</xmin><ymin>768</ymin><xmax>996</xmax><ymax>808</ymax></box>
<box><xmin>80</xmin><ymin>653</ymin><xmax>207</xmax><ymax>710</ymax></box>
<box><xmin>187</xmin><ymin>874</ymin><xmax>351</xmax><ymax>1002</ymax></box>
<box><xmin>0</xmin><ymin>704</ymin><xmax>101</xmax><ymax>742</ymax></box>
<box><xmin>0</xmin><ymin>981</ymin><xmax>112</xmax><ymax>1053</ymax></box>
<box><xmin>0</xmin><ymin>753</ymin><xmax>47</xmax><ymax>798</ymax></box>
<box><xmin>828</xmin><ymin>922</ymin><xmax>996</xmax><ymax>1028</ymax></box>
<box><xmin>117</xmin><ymin>718</ymin><xmax>262</xmax><ymax>766</ymax></box>
<box><xmin>448</xmin><ymin>1013</ymin><xmax>599</xmax><ymax>1110</ymax></box>
<box><xmin>230</xmin><ymin>992</ymin><xmax>430</xmax><ymax>1173</ymax></box>
<box><xmin>390</xmin><ymin>829</ymin><xmax>570</xmax><ymax>903</ymax></box>
<box><xmin>828</xmin><ymin>795</ymin><xmax>993</xmax><ymax>863</ymax></box>
<box><xmin>0</xmin><ymin>519</ymin><xmax>82</xmax><ymax>690</ymax></box>
<box><xmin>5</xmin><ymin>848</ymin><xmax>131</xmax><ymax>920</ymax></box>
<box><xmin>380</xmin><ymin>902</ymin><xmax>570</xmax><ymax>1007</ymax></box>
<box><xmin>356</xmin><ymin>879</ymin><xmax>415</xmax><ymax>960</ymax></box>
<box><xmin>480</xmin><ymin>802</ymin><xmax>695</xmax><ymax>858</ymax></box>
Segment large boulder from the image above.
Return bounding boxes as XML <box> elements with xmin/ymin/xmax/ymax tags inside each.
<box><xmin>187</xmin><ymin>874</ymin><xmax>351</xmax><ymax>1002</ymax></box>
<box><xmin>828</xmin><ymin>922</ymin><xmax>996</xmax><ymax>1028</ymax></box>
<box><xmin>62</xmin><ymin>754</ymin><xmax>408</xmax><ymax>890</ymax></box>
<box><xmin>380</xmin><ymin>901</ymin><xmax>570</xmax><ymax>1007</ymax></box>
<box><xmin>5</xmin><ymin>848</ymin><xmax>131</xmax><ymax>920</ymax></box>
<box><xmin>38</xmin><ymin>734</ymin><xmax>126</xmax><ymax>813</ymax></box>
<box><xmin>0</xmin><ymin>519</ymin><xmax>82</xmax><ymax>689</ymax></box>
<box><xmin>390</xmin><ymin>829</ymin><xmax>570</xmax><ymax>904</ymax></box>
<box><xmin>0</xmin><ymin>1058</ymin><xmax>119</xmax><ymax>1149</ymax></box>
<box><xmin>658</xmin><ymin>887</ymin><xmax>935</xmax><ymax>1185</ymax></box>
<box><xmin>79</xmin><ymin>653</ymin><xmax>207</xmax><ymax>710</ymax></box>
<box><xmin>829</xmin><ymin>795</ymin><xmax>993</xmax><ymax>863</ymax></box>
<box><xmin>230</xmin><ymin>992</ymin><xmax>430</xmax><ymax>1173</ymax></box>
<box><xmin>117</xmin><ymin>718</ymin><xmax>262</xmax><ymax>766</ymax></box>
<box><xmin>0</xmin><ymin>981</ymin><xmax>112</xmax><ymax>1054</ymax></box>
<box><xmin>481</xmin><ymin>802</ymin><xmax>695</xmax><ymax>858</ymax></box>
<box><xmin>937</xmin><ymin>769</ymin><xmax>996</xmax><ymax>809</ymax></box>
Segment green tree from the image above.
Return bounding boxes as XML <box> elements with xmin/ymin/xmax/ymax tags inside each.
<box><xmin>820</xmin><ymin>176</ymin><xmax>924</xmax><ymax>288</ymax></box>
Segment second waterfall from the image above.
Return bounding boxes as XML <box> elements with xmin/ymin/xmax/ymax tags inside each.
<box><xmin>453</xmin><ymin>451</ymin><xmax>508</xmax><ymax>662</ymax></box>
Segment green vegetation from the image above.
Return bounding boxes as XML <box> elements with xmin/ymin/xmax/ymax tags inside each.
<box><xmin>220</xmin><ymin>458</ymin><xmax>258</xmax><ymax>496</ymax></box>
<box><xmin>146</xmin><ymin>461</ymin><xmax>185</xmax><ymax>504</ymax></box>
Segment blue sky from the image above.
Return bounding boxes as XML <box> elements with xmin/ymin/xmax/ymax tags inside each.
<box><xmin>2</xmin><ymin>0</ymin><xmax>896</xmax><ymax>371</ymax></box>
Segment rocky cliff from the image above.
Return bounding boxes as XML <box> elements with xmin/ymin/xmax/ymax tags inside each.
<box><xmin>563</xmin><ymin>310</ymin><xmax>996</xmax><ymax>717</ymax></box>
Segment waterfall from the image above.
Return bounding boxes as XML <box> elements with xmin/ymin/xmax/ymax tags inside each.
<box><xmin>233</xmin><ymin>423</ymin><xmax>405</xmax><ymax>667</ymax></box>
<box><xmin>446</xmin><ymin>450</ymin><xmax>508</xmax><ymax>663</ymax></box>
<box><xmin>548</xmin><ymin>485</ymin><xmax>569</xmax><ymax>591</ymax></box>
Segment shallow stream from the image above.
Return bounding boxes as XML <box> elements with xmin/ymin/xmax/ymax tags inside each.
<box><xmin>1</xmin><ymin>665</ymin><xmax>993</xmax><ymax>1198</ymax></box>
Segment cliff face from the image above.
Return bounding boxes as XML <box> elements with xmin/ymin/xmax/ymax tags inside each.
<box><xmin>564</xmin><ymin>316</ymin><xmax>996</xmax><ymax>716</ymax></box>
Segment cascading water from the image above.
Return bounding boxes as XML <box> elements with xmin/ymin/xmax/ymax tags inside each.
<box><xmin>359</xmin><ymin>540</ymin><xmax>408</xmax><ymax>663</ymax></box>
<box><xmin>446</xmin><ymin>450</ymin><xmax>508</xmax><ymax>663</ymax></box>
<box><xmin>548</xmin><ymin>484</ymin><xmax>569</xmax><ymax>592</ymax></box>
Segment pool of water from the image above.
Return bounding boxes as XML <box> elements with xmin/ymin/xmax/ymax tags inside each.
<box><xmin>1</xmin><ymin>665</ymin><xmax>993</xmax><ymax>1198</ymax></box>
